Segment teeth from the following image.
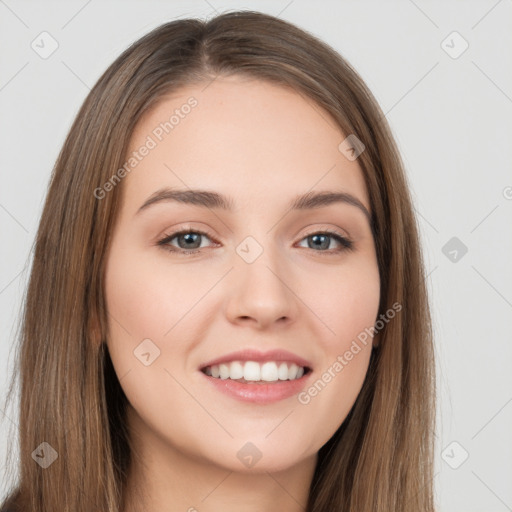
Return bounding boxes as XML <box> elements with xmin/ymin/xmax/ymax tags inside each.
<box><xmin>261</xmin><ymin>361</ymin><xmax>278</xmax><ymax>381</ymax></box>
<box><xmin>277</xmin><ymin>362</ymin><xmax>288</xmax><ymax>380</ymax></box>
<box><xmin>229</xmin><ymin>361</ymin><xmax>244</xmax><ymax>379</ymax></box>
<box><xmin>219</xmin><ymin>363</ymin><xmax>230</xmax><ymax>380</ymax></box>
<box><xmin>204</xmin><ymin>361</ymin><xmax>307</xmax><ymax>382</ymax></box>
<box><xmin>288</xmin><ymin>364</ymin><xmax>299</xmax><ymax>379</ymax></box>
<box><xmin>244</xmin><ymin>361</ymin><xmax>261</xmax><ymax>381</ymax></box>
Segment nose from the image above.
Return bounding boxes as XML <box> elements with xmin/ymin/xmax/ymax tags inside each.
<box><xmin>224</xmin><ymin>244</ymin><xmax>299</xmax><ymax>330</ymax></box>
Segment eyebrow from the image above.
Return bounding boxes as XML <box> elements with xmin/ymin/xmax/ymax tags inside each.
<box><xmin>136</xmin><ymin>187</ymin><xmax>372</xmax><ymax>224</ymax></box>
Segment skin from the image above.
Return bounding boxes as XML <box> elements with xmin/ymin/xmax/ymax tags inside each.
<box><xmin>104</xmin><ymin>75</ymin><xmax>381</xmax><ymax>512</ymax></box>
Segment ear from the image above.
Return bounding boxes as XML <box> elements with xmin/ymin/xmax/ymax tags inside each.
<box><xmin>372</xmin><ymin>331</ymin><xmax>381</xmax><ymax>349</ymax></box>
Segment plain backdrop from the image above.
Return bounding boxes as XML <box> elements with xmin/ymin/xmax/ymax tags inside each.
<box><xmin>1</xmin><ymin>1</ymin><xmax>511</xmax><ymax>510</ymax></box>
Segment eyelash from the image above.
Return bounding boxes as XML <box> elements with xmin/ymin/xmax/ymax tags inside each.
<box><xmin>156</xmin><ymin>226</ymin><xmax>354</xmax><ymax>257</ymax></box>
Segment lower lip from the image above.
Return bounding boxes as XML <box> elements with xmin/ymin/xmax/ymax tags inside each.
<box><xmin>199</xmin><ymin>370</ymin><xmax>312</xmax><ymax>404</ymax></box>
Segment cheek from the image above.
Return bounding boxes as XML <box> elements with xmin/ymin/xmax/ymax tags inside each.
<box><xmin>105</xmin><ymin>263</ymin><xmax>168</xmax><ymax>337</ymax></box>
<box><xmin>103</xmin><ymin>242</ymin><xmax>176</xmax><ymax>387</ymax></box>
<box><xmin>290</xmin><ymin>258</ymin><xmax>379</xmax><ymax>438</ymax></box>
<box><xmin>104</xmin><ymin>245</ymin><xmax>202</xmax><ymax>343</ymax></box>
<box><xmin>103</xmin><ymin>242</ymin><xmax>219</xmax><ymax>391</ymax></box>
<box><xmin>304</xmin><ymin>257</ymin><xmax>381</xmax><ymax>348</ymax></box>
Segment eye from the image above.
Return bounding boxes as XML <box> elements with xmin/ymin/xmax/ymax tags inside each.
<box><xmin>297</xmin><ymin>229</ymin><xmax>354</xmax><ymax>255</ymax></box>
<box><xmin>157</xmin><ymin>228</ymin><xmax>216</xmax><ymax>255</ymax></box>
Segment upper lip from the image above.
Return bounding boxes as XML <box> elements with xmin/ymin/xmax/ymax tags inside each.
<box><xmin>199</xmin><ymin>349</ymin><xmax>313</xmax><ymax>370</ymax></box>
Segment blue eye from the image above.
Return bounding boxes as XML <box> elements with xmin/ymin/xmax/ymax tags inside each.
<box><xmin>157</xmin><ymin>229</ymin><xmax>213</xmax><ymax>254</ymax></box>
<box><xmin>157</xmin><ymin>228</ymin><xmax>354</xmax><ymax>256</ymax></box>
<box><xmin>298</xmin><ymin>231</ymin><xmax>353</xmax><ymax>253</ymax></box>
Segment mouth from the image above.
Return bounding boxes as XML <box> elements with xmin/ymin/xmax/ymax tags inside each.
<box><xmin>200</xmin><ymin>360</ymin><xmax>312</xmax><ymax>384</ymax></box>
<box><xmin>197</xmin><ymin>348</ymin><xmax>314</xmax><ymax>403</ymax></box>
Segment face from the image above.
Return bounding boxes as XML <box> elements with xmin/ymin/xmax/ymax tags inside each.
<box><xmin>104</xmin><ymin>75</ymin><xmax>380</xmax><ymax>474</ymax></box>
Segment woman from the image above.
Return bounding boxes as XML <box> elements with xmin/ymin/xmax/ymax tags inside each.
<box><xmin>1</xmin><ymin>10</ymin><xmax>436</xmax><ymax>512</ymax></box>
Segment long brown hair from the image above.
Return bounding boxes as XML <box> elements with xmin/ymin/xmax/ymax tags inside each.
<box><xmin>1</xmin><ymin>10</ymin><xmax>436</xmax><ymax>511</ymax></box>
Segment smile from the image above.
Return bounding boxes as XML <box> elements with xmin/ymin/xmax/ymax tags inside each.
<box><xmin>198</xmin><ymin>348</ymin><xmax>314</xmax><ymax>403</ymax></box>
<box><xmin>202</xmin><ymin>360</ymin><xmax>309</xmax><ymax>382</ymax></box>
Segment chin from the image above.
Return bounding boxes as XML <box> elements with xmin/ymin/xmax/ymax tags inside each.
<box><xmin>203</xmin><ymin>438</ymin><xmax>315</xmax><ymax>474</ymax></box>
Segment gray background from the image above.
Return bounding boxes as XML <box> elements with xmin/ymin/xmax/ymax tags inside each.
<box><xmin>1</xmin><ymin>1</ymin><xmax>511</xmax><ymax>510</ymax></box>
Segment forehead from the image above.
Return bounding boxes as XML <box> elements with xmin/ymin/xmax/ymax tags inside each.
<box><xmin>122</xmin><ymin>76</ymin><xmax>370</xmax><ymax>215</ymax></box>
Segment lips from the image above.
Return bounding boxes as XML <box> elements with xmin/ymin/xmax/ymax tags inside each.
<box><xmin>198</xmin><ymin>349</ymin><xmax>314</xmax><ymax>404</ymax></box>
